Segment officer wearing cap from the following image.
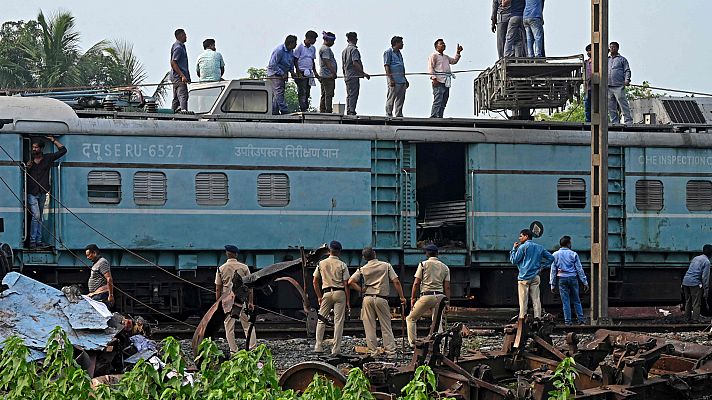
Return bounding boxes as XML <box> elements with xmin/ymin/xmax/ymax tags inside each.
<box><xmin>406</xmin><ymin>243</ymin><xmax>451</xmax><ymax>346</ymax></box>
<box><xmin>313</xmin><ymin>240</ymin><xmax>351</xmax><ymax>356</ymax></box>
<box><xmin>215</xmin><ymin>244</ymin><xmax>256</xmax><ymax>354</ymax></box>
<box><xmin>348</xmin><ymin>247</ymin><xmax>406</xmax><ymax>358</ymax></box>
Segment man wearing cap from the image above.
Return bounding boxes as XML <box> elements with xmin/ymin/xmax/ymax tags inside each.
<box><xmin>406</xmin><ymin>244</ymin><xmax>450</xmax><ymax>346</ymax></box>
<box><xmin>319</xmin><ymin>31</ymin><xmax>338</xmax><ymax>113</ymax></box>
<box><xmin>215</xmin><ymin>245</ymin><xmax>256</xmax><ymax>354</ymax></box>
<box><xmin>348</xmin><ymin>247</ymin><xmax>406</xmax><ymax>358</ymax></box>
<box><xmin>313</xmin><ymin>240</ymin><xmax>350</xmax><ymax>356</ymax></box>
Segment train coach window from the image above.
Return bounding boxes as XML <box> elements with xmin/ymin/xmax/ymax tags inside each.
<box><xmin>221</xmin><ymin>89</ymin><xmax>269</xmax><ymax>113</ymax></box>
<box><xmin>635</xmin><ymin>180</ymin><xmax>663</xmax><ymax>211</ymax></box>
<box><xmin>687</xmin><ymin>180</ymin><xmax>712</xmax><ymax>211</ymax></box>
<box><xmin>134</xmin><ymin>172</ymin><xmax>167</xmax><ymax>206</ymax></box>
<box><xmin>87</xmin><ymin>171</ymin><xmax>121</xmax><ymax>204</ymax></box>
<box><xmin>257</xmin><ymin>173</ymin><xmax>289</xmax><ymax>207</ymax></box>
<box><xmin>557</xmin><ymin>178</ymin><xmax>586</xmax><ymax>209</ymax></box>
<box><xmin>196</xmin><ymin>173</ymin><xmax>228</xmax><ymax>206</ymax></box>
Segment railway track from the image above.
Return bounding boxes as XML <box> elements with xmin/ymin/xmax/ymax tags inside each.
<box><xmin>153</xmin><ymin>319</ymin><xmax>712</xmax><ymax>340</ymax></box>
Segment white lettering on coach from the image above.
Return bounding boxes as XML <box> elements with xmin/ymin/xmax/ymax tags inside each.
<box><xmin>81</xmin><ymin>143</ymin><xmax>183</xmax><ymax>160</ymax></box>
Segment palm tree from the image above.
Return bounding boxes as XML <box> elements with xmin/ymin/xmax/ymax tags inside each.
<box><xmin>104</xmin><ymin>39</ymin><xmax>147</xmax><ymax>86</ymax></box>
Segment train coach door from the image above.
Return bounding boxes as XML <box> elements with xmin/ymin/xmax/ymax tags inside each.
<box><xmin>22</xmin><ymin>136</ymin><xmax>58</xmax><ymax>249</ymax></box>
<box><xmin>414</xmin><ymin>143</ymin><xmax>468</xmax><ymax>250</ymax></box>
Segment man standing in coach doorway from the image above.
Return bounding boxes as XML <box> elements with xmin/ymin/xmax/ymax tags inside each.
<box><xmin>216</xmin><ymin>245</ymin><xmax>257</xmax><ymax>355</ymax></box>
<box><xmin>25</xmin><ymin>136</ymin><xmax>66</xmax><ymax>248</ymax></box>
<box><xmin>313</xmin><ymin>240</ymin><xmax>350</xmax><ymax>356</ymax></box>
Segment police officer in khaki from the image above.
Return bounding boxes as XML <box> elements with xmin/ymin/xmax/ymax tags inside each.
<box><xmin>215</xmin><ymin>244</ymin><xmax>257</xmax><ymax>354</ymax></box>
<box><xmin>313</xmin><ymin>240</ymin><xmax>351</xmax><ymax>356</ymax></box>
<box><xmin>406</xmin><ymin>243</ymin><xmax>451</xmax><ymax>346</ymax></box>
<box><xmin>348</xmin><ymin>247</ymin><xmax>407</xmax><ymax>358</ymax></box>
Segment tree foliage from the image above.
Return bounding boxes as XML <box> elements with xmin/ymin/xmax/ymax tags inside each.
<box><xmin>0</xmin><ymin>10</ymin><xmax>146</xmax><ymax>91</ymax></box>
<box><xmin>247</xmin><ymin>67</ymin><xmax>302</xmax><ymax>113</ymax></box>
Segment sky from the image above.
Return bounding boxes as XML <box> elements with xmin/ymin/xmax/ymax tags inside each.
<box><xmin>4</xmin><ymin>1</ymin><xmax>712</xmax><ymax>118</ymax></box>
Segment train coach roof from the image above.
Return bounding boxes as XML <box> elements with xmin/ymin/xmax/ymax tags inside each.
<box><xmin>3</xmin><ymin>96</ymin><xmax>712</xmax><ymax>148</ymax></box>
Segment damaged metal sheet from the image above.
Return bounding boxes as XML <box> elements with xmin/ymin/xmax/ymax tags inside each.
<box><xmin>0</xmin><ymin>272</ymin><xmax>118</xmax><ymax>357</ymax></box>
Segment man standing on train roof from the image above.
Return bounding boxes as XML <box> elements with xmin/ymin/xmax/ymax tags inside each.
<box><xmin>608</xmin><ymin>41</ymin><xmax>633</xmax><ymax>124</ymax></box>
<box><xmin>348</xmin><ymin>247</ymin><xmax>406</xmax><ymax>358</ymax></box>
<box><xmin>294</xmin><ymin>30</ymin><xmax>320</xmax><ymax>113</ymax></box>
<box><xmin>313</xmin><ymin>240</ymin><xmax>350</xmax><ymax>356</ymax></box>
<box><xmin>196</xmin><ymin>38</ymin><xmax>225</xmax><ymax>82</ymax></box>
<box><xmin>170</xmin><ymin>28</ymin><xmax>190</xmax><ymax>113</ymax></box>
<box><xmin>550</xmin><ymin>236</ymin><xmax>588</xmax><ymax>326</ymax></box>
<box><xmin>510</xmin><ymin>229</ymin><xmax>554</xmax><ymax>319</ymax></box>
<box><xmin>25</xmin><ymin>136</ymin><xmax>66</xmax><ymax>248</ymax></box>
<box><xmin>682</xmin><ymin>244</ymin><xmax>712</xmax><ymax>323</ymax></box>
<box><xmin>428</xmin><ymin>39</ymin><xmax>462</xmax><ymax>118</ymax></box>
<box><xmin>491</xmin><ymin>0</ymin><xmax>512</xmax><ymax>59</ymax></box>
<box><xmin>85</xmin><ymin>244</ymin><xmax>114</xmax><ymax>307</ymax></box>
<box><xmin>318</xmin><ymin>31</ymin><xmax>338</xmax><ymax>113</ymax></box>
<box><xmin>523</xmin><ymin>0</ymin><xmax>545</xmax><ymax>57</ymax></box>
<box><xmin>215</xmin><ymin>245</ymin><xmax>257</xmax><ymax>355</ymax></box>
<box><xmin>504</xmin><ymin>0</ymin><xmax>527</xmax><ymax>57</ymax></box>
<box><xmin>342</xmin><ymin>31</ymin><xmax>370</xmax><ymax>116</ymax></box>
<box><xmin>406</xmin><ymin>244</ymin><xmax>450</xmax><ymax>346</ymax></box>
<box><xmin>384</xmin><ymin>36</ymin><xmax>408</xmax><ymax>118</ymax></box>
<box><xmin>268</xmin><ymin>35</ymin><xmax>298</xmax><ymax>115</ymax></box>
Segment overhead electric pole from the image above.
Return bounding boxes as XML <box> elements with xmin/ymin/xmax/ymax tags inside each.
<box><xmin>590</xmin><ymin>0</ymin><xmax>609</xmax><ymax>325</ymax></box>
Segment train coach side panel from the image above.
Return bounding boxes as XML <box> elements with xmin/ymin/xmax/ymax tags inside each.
<box><xmin>625</xmin><ymin>147</ymin><xmax>712</xmax><ymax>252</ymax></box>
<box><xmin>469</xmin><ymin>143</ymin><xmax>591</xmax><ymax>254</ymax></box>
<box><xmin>57</xmin><ymin>135</ymin><xmax>372</xmax><ymax>251</ymax></box>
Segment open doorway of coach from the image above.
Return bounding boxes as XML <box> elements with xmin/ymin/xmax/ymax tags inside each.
<box><xmin>415</xmin><ymin>143</ymin><xmax>467</xmax><ymax>249</ymax></box>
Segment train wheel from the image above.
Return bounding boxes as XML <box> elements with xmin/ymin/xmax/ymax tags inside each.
<box><xmin>278</xmin><ymin>361</ymin><xmax>346</xmax><ymax>393</ymax></box>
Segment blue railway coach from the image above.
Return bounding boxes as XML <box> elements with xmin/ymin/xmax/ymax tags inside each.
<box><xmin>1</xmin><ymin>95</ymin><xmax>711</xmax><ymax>317</ymax></box>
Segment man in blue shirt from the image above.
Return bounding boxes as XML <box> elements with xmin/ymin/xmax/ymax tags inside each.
<box><xmin>523</xmin><ymin>0</ymin><xmax>545</xmax><ymax>57</ymax></box>
<box><xmin>608</xmin><ymin>41</ymin><xmax>633</xmax><ymax>124</ymax></box>
<box><xmin>196</xmin><ymin>38</ymin><xmax>225</xmax><ymax>82</ymax></box>
<box><xmin>682</xmin><ymin>244</ymin><xmax>712</xmax><ymax>323</ymax></box>
<box><xmin>268</xmin><ymin>35</ymin><xmax>297</xmax><ymax>115</ymax></box>
<box><xmin>510</xmin><ymin>229</ymin><xmax>554</xmax><ymax>319</ymax></box>
<box><xmin>550</xmin><ymin>236</ymin><xmax>589</xmax><ymax>325</ymax></box>
<box><xmin>504</xmin><ymin>0</ymin><xmax>527</xmax><ymax>57</ymax></box>
<box><xmin>170</xmin><ymin>29</ymin><xmax>190</xmax><ymax>112</ymax></box>
<box><xmin>293</xmin><ymin>31</ymin><xmax>320</xmax><ymax>112</ymax></box>
<box><xmin>383</xmin><ymin>36</ymin><xmax>408</xmax><ymax>117</ymax></box>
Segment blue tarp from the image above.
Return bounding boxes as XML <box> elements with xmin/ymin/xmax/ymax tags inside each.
<box><xmin>0</xmin><ymin>272</ymin><xmax>118</xmax><ymax>359</ymax></box>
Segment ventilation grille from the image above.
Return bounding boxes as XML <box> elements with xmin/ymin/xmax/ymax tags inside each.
<box><xmin>257</xmin><ymin>173</ymin><xmax>289</xmax><ymax>207</ymax></box>
<box><xmin>87</xmin><ymin>171</ymin><xmax>121</xmax><ymax>204</ymax></box>
<box><xmin>134</xmin><ymin>172</ymin><xmax>167</xmax><ymax>205</ymax></box>
<box><xmin>635</xmin><ymin>180</ymin><xmax>663</xmax><ymax>211</ymax></box>
<box><xmin>557</xmin><ymin>178</ymin><xmax>586</xmax><ymax>209</ymax></box>
<box><xmin>687</xmin><ymin>180</ymin><xmax>712</xmax><ymax>211</ymax></box>
<box><xmin>196</xmin><ymin>173</ymin><xmax>228</xmax><ymax>205</ymax></box>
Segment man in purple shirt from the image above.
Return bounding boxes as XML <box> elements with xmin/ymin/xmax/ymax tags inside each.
<box><xmin>170</xmin><ymin>29</ymin><xmax>190</xmax><ymax>112</ymax></box>
<box><xmin>293</xmin><ymin>30</ymin><xmax>320</xmax><ymax>112</ymax></box>
<box><xmin>268</xmin><ymin>35</ymin><xmax>298</xmax><ymax>115</ymax></box>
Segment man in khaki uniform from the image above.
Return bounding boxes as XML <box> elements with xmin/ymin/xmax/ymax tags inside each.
<box><xmin>313</xmin><ymin>240</ymin><xmax>350</xmax><ymax>356</ymax></box>
<box><xmin>215</xmin><ymin>244</ymin><xmax>257</xmax><ymax>355</ymax></box>
<box><xmin>406</xmin><ymin>244</ymin><xmax>450</xmax><ymax>346</ymax></box>
<box><xmin>348</xmin><ymin>247</ymin><xmax>406</xmax><ymax>358</ymax></box>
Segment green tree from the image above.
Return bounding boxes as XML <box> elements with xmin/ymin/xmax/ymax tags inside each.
<box><xmin>0</xmin><ymin>10</ymin><xmax>146</xmax><ymax>91</ymax></box>
<box><xmin>247</xmin><ymin>67</ymin><xmax>301</xmax><ymax>113</ymax></box>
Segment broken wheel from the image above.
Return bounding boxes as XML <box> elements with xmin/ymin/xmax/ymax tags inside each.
<box><xmin>279</xmin><ymin>361</ymin><xmax>346</xmax><ymax>392</ymax></box>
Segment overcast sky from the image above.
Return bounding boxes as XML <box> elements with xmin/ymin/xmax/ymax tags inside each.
<box><xmin>5</xmin><ymin>1</ymin><xmax>711</xmax><ymax>118</ymax></box>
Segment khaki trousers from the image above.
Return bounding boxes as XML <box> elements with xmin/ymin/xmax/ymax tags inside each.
<box><xmin>361</xmin><ymin>296</ymin><xmax>396</xmax><ymax>356</ymax></box>
<box><xmin>314</xmin><ymin>290</ymin><xmax>347</xmax><ymax>354</ymax></box>
<box><xmin>518</xmin><ymin>275</ymin><xmax>542</xmax><ymax>318</ymax></box>
<box><xmin>406</xmin><ymin>294</ymin><xmax>445</xmax><ymax>346</ymax></box>
<box><xmin>224</xmin><ymin>309</ymin><xmax>257</xmax><ymax>355</ymax></box>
